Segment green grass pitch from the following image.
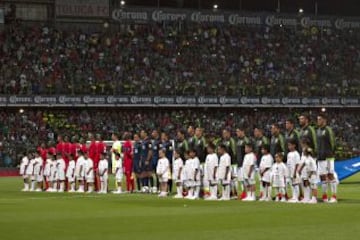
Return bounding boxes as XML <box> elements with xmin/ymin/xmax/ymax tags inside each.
<box><xmin>0</xmin><ymin>175</ymin><xmax>360</xmax><ymax>240</ymax></box>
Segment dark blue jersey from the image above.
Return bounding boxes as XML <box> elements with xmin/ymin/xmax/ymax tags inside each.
<box><xmin>160</xmin><ymin>140</ymin><xmax>174</xmax><ymax>164</ymax></box>
<box><xmin>151</xmin><ymin>138</ymin><xmax>161</xmax><ymax>165</ymax></box>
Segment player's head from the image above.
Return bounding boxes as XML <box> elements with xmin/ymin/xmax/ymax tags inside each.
<box><xmin>151</xmin><ymin>129</ymin><xmax>160</xmax><ymax>139</ymax></box>
<box><xmin>64</xmin><ymin>135</ymin><xmax>69</xmax><ymax>142</ymax></box>
<box><xmin>222</xmin><ymin>128</ymin><xmax>231</xmax><ymax>140</ymax></box>
<box><xmin>261</xmin><ymin>144</ymin><xmax>270</xmax><ymax>155</ymax></box>
<box><xmin>271</xmin><ymin>123</ymin><xmax>281</xmax><ymax>136</ymax></box>
<box><xmin>217</xmin><ymin>144</ymin><xmax>227</xmax><ymax>156</ymax></box>
<box><xmin>123</xmin><ymin>132</ymin><xmax>132</xmax><ymax>140</ymax></box>
<box><xmin>34</xmin><ymin>151</ymin><xmax>40</xmax><ymax>157</ymax></box>
<box><xmin>112</xmin><ymin>133</ymin><xmax>119</xmax><ymax>141</ymax></box>
<box><xmin>207</xmin><ymin>142</ymin><xmax>216</xmax><ymax>154</ymax></box>
<box><xmin>187</xmin><ymin>125</ymin><xmax>195</xmax><ymax>136</ymax></box>
<box><xmin>254</xmin><ymin>127</ymin><xmax>264</xmax><ymax>138</ymax></box>
<box><xmin>57</xmin><ymin>135</ymin><xmax>63</xmax><ymax>142</ymax></box>
<box><xmin>96</xmin><ymin>133</ymin><xmax>102</xmax><ymax>141</ymax></box>
<box><xmin>56</xmin><ymin>152</ymin><xmax>62</xmax><ymax>159</ymax></box>
<box><xmin>287</xmin><ymin>139</ymin><xmax>297</xmax><ymax>151</ymax></box>
<box><xmin>159</xmin><ymin>149</ymin><xmax>166</xmax><ymax>158</ymax></box>
<box><xmin>161</xmin><ymin>132</ymin><xmax>169</xmax><ymax>141</ymax></box>
<box><xmin>299</xmin><ymin>112</ymin><xmax>310</xmax><ymax>127</ymax></box>
<box><xmin>140</xmin><ymin>130</ymin><xmax>148</xmax><ymax>139</ymax></box>
<box><xmin>195</xmin><ymin>127</ymin><xmax>203</xmax><ymax>138</ymax></box>
<box><xmin>317</xmin><ymin>113</ymin><xmax>327</xmax><ymax>127</ymax></box>
<box><xmin>78</xmin><ymin>150</ymin><xmax>84</xmax><ymax>156</ymax></box>
<box><xmin>275</xmin><ymin>152</ymin><xmax>284</xmax><ymax>163</ymax></box>
<box><xmin>177</xmin><ymin>129</ymin><xmax>186</xmax><ymax>140</ymax></box>
<box><xmin>133</xmin><ymin>133</ymin><xmax>140</xmax><ymax>141</ymax></box>
<box><xmin>115</xmin><ymin>153</ymin><xmax>121</xmax><ymax>160</ymax></box>
<box><xmin>285</xmin><ymin>118</ymin><xmax>295</xmax><ymax>131</ymax></box>
<box><xmin>245</xmin><ymin>142</ymin><xmax>253</xmax><ymax>153</ymax></box>
<box><xmin>236</xmin><ymin>127</ymin><xmax>246</xmax><ymax>138</ymax></box>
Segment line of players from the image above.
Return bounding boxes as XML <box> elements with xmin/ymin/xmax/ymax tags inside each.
<box><xmin>18</xmin><ymin>112</ymin><xmax>337</xmax><ymax>203</ymax></box>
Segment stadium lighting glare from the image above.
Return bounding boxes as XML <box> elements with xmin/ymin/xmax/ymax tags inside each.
<box><xmin>321</xmin><ymin>107</ymin><xmax>326</xmax><ymax>112</ymax></box>
<box><xmin>19</xmin><ymin>109</ymin><xmax>24</xmax><ymax>114</ymax></box>
<box><xmin>299</xmin><ymin>8</ymin><xmax>304</xmax><ymax>13</ymax></box>
<box><xmin>213</xmin><ymin>4</ymin><xmax>218</xmax><ymax>9</ymax></box>
<box><xmin>120</xmin><ymin>1</ymin><xmax>126</xmax><ymax>6</ymax></box>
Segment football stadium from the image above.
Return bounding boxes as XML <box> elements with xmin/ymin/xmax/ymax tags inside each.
<box><xmin>0</xmin><ymin>0</ymin><xmax>360</xmax><ymax>239</ymax></box>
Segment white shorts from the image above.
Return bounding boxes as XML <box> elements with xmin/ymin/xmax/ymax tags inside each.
<box><xmin>36</xmin><ymin>174</ymin><xmax>43</xmax><ymax>182</ymax></box>
<box><xmin>261</xmin><ymin>171</ymin><xmax>271</xmax><ymax>183</ymax></box>
<box><xmin>100</xmin><ymin>176</ymin><xmax>108</xmax><ymax>182</ymax></box>
<box><xmin>272</xmin><ymin>176</ymin><xmax>285</xmax><ymax>188</ymax></box>
<box><xmin>243</xmin><ymin>171</ymin><xmax>255</xmax><ymax>185</ymax></box>
<box><xmin>67</xmin><ymin>177</ymin><xmax>75</xmax><ymax>182</ymax></box>
<box><xmin>318</xmin><ymin>159</ymin><xmax>335</xmax><ymax>175</ymax></box>
<box><xmin>57</xmin><ymin>171</ymin><xmax>65</xmax><ymax>181</ymax></box>
<box><xmin>115</xmin><ymin>172</ymin><xmax>123</xmax><ymax>182</ymax></box>
<box><xmin>86</xmin><ymin>176</ymin><xmax>94</xmax><ymax>183</ymax></box>
<box><xmin>231</xmin><ymin>165</ymin><xmax>238</xmax><ymax>179</ymax></box>
<box><xmin>173</xmin><ymin>172</ymin><xmax>184</xmax><ymax>183</ymax></box>
<box><xmin>158</xmin><ymin>175</ymin><xmax>168</xmax><ymax>183</ymax></box>
<box><xmin>289</xmin><ymin>175</ymin><xmax>300</xmax><ymax>185</ymax></box>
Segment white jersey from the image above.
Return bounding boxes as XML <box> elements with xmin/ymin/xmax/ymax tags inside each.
<box><xmin>25</xmin><ymin>158</ymin><xmax>36</xmax><ymax>175</ymax></box>
<box><xmin>66</xmin><ymin>160</ymin><xmax>76</xmax><ymax>179</ymax></box>
<box><xmin>243</xmin><ymin>152</ymin><xmax>257</xmax><ymax>179</ymax></box>
<box><xmin>218</xmin><ymin>153</ymin><xmax>231</xmax><ymax>182</ymax></box>
<box><xmin>172</xmin><ymin>158</ymin><xmax>184</xmax><ymax>181</ymax></box>
<box><xmin>287</xmin><ymin>151</ymin><xmax>301</xmax><ymax>178</ymax></box>
<box><xmin>205</xmin><ymin>153</ymin><xmax>218</xmax><ymax>181</ymax></box>
<box><xmin>156</xmin><ymin>157</ymin><xmax>170</xmax><ymax>178</ymax></box>
<box><xmin>50</xmin><ymin>161</ymin><xmax>57</xmax><ymax>181</ymax></box>
<box><xmin>192</xmin><ymin>157</ymin><xmax>201</xmax><ymax>182</ymax></box>
<box><xmin>56</xmin><ymin>158</ymin><xmax>66</xmax><ymax>180</ymax></box>
<box><xmin>305</xmin><ymin>155</ymin><xmax>317</xmax><ymax>173</ymax></box>
<box><xmin>44</xmin><ymin>159</ymin><xmax>52</xmax><ymax>177</ymax></box>
<box><xmin>84</xmin><ymin>158</ymin><xmax>94</xmax><ymax>179</ymax></box>
<box><xmin>20</xmin><ymin>156</ymin><xmax>29</xmax><ymax>175</ymax></box>
<box><xmin>259</xmin><ymin>154</ymin><xmax>273</xmax><ymax>182</ymax></box>
<box><xmin>111</xmin><ymin>140</ymin><xmax>122</xmax><ymax>172</ymax></box>
<box><xmin>98</xmin><ymin>159</ymin><xmax>109</xmax><ymax>178</ymax></box>
<box><xmin>271</xmin><ymin>162</ymin><xmax>288</xmax><ymax>187</ymax></box>
<box><xmin>75</xmin><ymin>156</ymin><xmax>85</xmax><ymax>178</ymax></box>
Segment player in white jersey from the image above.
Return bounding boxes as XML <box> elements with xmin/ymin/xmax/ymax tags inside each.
<box><xmin>112</xmin><ymin>153</ymin><xmax>123</xmax><ymax>194</ymax></box>
<box><xmin>25</xmin><ymin>152</ymin><xmax>36</xmax><ymax>191</ymax></box>
<box><xmin>172</xmin><ymin>150</ymin><xmax>184</xmax><ymax>199</ymax></box>
<box><xmin>66</xmin><ymin>154</ymin><xmax>76</xmax><ymax>192</ymax></box>
<box><xmin>242</xmin><ymin>143</ymin><xmax>257</xmax><ymax>201</ymax></box>
<box><xmin>20</xmin><ymin>152</ymin><xmax>30</xmax><ymax>191</ymax></box>
<box><xmin>43</xmin><ymin>153</ymin><xmax>52</xmax><ymax>191</ymax></box>
<box><xmin>75</xmin><ymin>150</ymin><xmax>86</xmax><ymax>193</ymax></box>
<box><xmin>298</xmin><ymin>146</ymin><xmax>318</xmax><ymax>204</ymax></box>
<box><xmin>156</xmin><ymin>149</ymin><xmax>170</xmax><ymax>197</ymax></box>
<box><xmin>98</xmin><ymin>153</ymin><xmax>109</xmax><ymax>194</ymax></box>
<box><xmin>271</xmin><ymin>153</ymin><xmax>288</xmax><ymax>202</ymax></box>
<box><xmin>259</xmin><ymin>145</ymin><xmax>273</xmax><ymax>201</ymax></box>
<box><xmin>45</xmin><ymin>154</ymin><xmax>55</xmax><ymax>192</ymax></box>
<box><xmin>56</xmin><ymin>153</ymin><xmax>66</xmax><ymax>192</ymax></box>
<box><xmin>33</xmin><ymin>151</ymin><xmax>44</xmax><ymax>192</ymax></box>
<box><xmin>286</xmin><ymin>140</ymin><xmax>301</xmax><ymax>202</ymax></box>
<box><xmin>217</xmin><ymin>144</ymin><xmax>231</xmax><ymax>201</ymax></box>
<box><xmin>84</xmin><ymin>152</ymin><xmax>94</xmax><ymax>193</ymax></box>
<box><xmin>204</xmin><ymin>143</ymin><xmax>218</xmax><ymax>200</ymax></box>
<box><xmin>189</xmin><ymin>149</ymin><xmax>201</xmax><ymax>200</ymax></box>
<box><xmin>111</xmin><ymin>133</ymin><xmax>122</xmax><ymax>189</ymax></box>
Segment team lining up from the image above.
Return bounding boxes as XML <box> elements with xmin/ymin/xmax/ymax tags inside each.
<box><xmin>18</xmin><ymin>112</ymin><xmax>338</xmax><ymax>204</ymax></box>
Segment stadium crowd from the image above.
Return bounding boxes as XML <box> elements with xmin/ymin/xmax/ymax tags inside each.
<box><xmin>0</xmin><ymin>108</ymin><xmax>359</xmax><ymax>168</ymax></box>
<box><xmin>1</xmin><ymin>21</ymin><xmax>360</xmax><ymax>96</ymax></box>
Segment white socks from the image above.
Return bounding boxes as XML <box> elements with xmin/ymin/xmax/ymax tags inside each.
<box><xmin>303</xmin><ymin>186</ymin><xmax>311</xmax><ymax>201</ymax></box>
<box><xmin>330</xmin><ymin>181</ymin><xmax>337</xmax><ymax>195</ymax></box>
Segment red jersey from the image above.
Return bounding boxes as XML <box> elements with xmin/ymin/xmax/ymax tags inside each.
<box><xmin>79</xmin><ymin>143</ymin><xmax>87</xmax><ymax>153</ymax></box>
<box><xmin>37</xmin><ymin>147</ymin><xmax>48</xmax><ymax>164</ymax></box>
<box><xmin>63</xmin><ymin>142</ymin><xmax>72</xmax><ymax>165</ymax></box>
<box><xmin>70</xmin><ymin>142</ymin><xmax>81</xmax><ymax>159</ymax></box>
<box><xmin>88</xmin><ymin>141</ymin><xmax>97</xmax><ymax>163</ymax></box>
<box><xmin>56</xmin><ymin>141</ymin><xmax>65</xmax><ymax>155</ymax></box>
<box><xmin>123</xmin><ymin>140</ymin><xmax>133</xmax><ymax>172</ymax></box>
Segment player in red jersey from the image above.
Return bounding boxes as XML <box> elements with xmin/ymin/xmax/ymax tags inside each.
<box><xmin>79</xmin><ymin>138</ymin><xmax>88</xmax><ymax>154</ymax></box>
<box><xmin>47</xmin><ymin>141</ymin><xmax>56</xmax><ymax>156</ymax></box>
<box><xmin>88</xmin><ymin>134</ymin><xmax>97</xmax><ymax>165</ymax></box>
<box><xmin>63</xmin><ymin>136</ymin><xmax>72</xmax><ymax>166</ymax></box>
<box><xmin>95</xmin><ymin>134</ymin><xmax>106</xmax><ymax>191</ymax></box>
<box><xmin>56</xmin><ymin>135</ymin><xmax>65</xmax><ymax>157</ymax></box>
<box><xmin>70</xmin><ymin>136</ymin><xmax>81</xmax><ymax>160</ymax></box>
<box><xmin>123</xmin><ymin>132</ymin><xmax>134</xmax><ymax>192</ymax></box>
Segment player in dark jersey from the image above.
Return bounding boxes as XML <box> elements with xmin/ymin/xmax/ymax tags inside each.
<box><xmin>132</xmin><ymin>133</ymin><xmax>143</xmax><ymax>192</ymax></box>
<box><xmin>221</xmin><ymin>128</ymin><xmax>236</xmax><ymax>164</ymax></box>
<box><xmin>317</xmin><ymin>113</ymin><xmax>337</xmax><ymax>203</ymax></box>
<box><xmin>298</xmin><ymin>112</ymin><xmax>317</xmax><ymax>153</ymax></box>
<box><xmin>270</xmin><ymin>123</ymin><xmax>286</xmax><ymax>161</ymax></box>
<box><xmin>140</xmin><ymin>130</ymin><xmax>153</xmax><ymax>193</ymax></box>
<box><xmin>176</xmin><ymin>129</ymin><xmax>189</xmax><ymax>161</ymax></box>
<box><xmin>285</xmin><ymin>118</ymin><xmax>300</xmax><ymax>152</ymax></box>
<box><xmin>235</xmin><ymin>127</ymin><xmax>251</xmax><ymax>198</ymax></box>
<box><xmin>253</xmin><ymin>127</ymin><xmax>269</xmax><ymax>166</ymax></box>
<box><xmin>151</xmin><ymin>129</ymin><xmax>161</xmax><ymax>191</ymax></box>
